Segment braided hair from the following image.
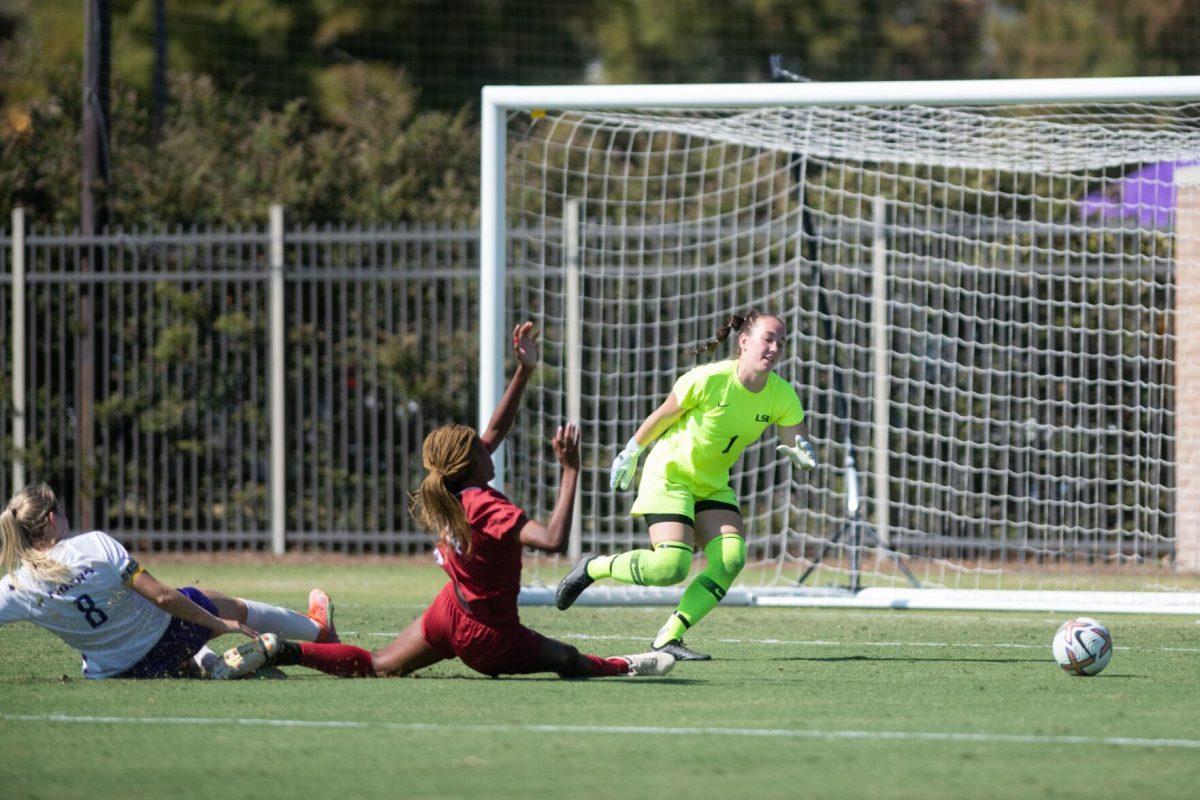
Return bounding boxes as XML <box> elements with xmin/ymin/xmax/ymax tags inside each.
<box><xmin>683</xmin><ymin>309</ymin><xmax>779</xmax><ymax>358</ymax></box>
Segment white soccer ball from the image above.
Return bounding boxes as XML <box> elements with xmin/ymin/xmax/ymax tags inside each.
<box><xmin>1052</xmin><ymin>617</ymin><xmax>1113</xmax><ymax>676</ymax></box>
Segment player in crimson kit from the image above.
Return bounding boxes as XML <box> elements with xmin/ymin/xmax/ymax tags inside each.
<box><xmin>220</xmin><ymin>322</ymin><xmax>675</xmax><ymax>679</ymax></box>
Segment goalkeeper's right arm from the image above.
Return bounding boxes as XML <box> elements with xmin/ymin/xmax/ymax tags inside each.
<box><xmin>610</xmin><ymin>393</ymin><xmax>685</xmax><ymax>491</ymax></box>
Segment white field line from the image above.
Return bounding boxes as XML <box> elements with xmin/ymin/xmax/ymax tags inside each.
<box><xmin>3</xmin><ymin>714</ymin><xmax>1198</xmax><ymax>750</ymax></box>
<box><xmin>351</xmin><ymin>607</ymin><xmax>1198</xmax><ymax>624</ymax></box>
<box><xmin>347</xmin><ymin>607</ymin><xmax>1200</xmax><ymax>625</ymax></box>
<box><xmin>571</xmin><ymin>608</ymin><xmax>1073</xmax><ymax>624</ymax></box>
<box><xmin>549</xmin><ymin>608</ymin><xmax>1155</xmax><ymax>625</ymax></box>
<box><xmin>340</xmin><ymin>631</ymin><xmax>1200</xmax><ymax>654</ymax></box>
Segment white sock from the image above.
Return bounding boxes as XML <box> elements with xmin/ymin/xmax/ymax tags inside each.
<box><xmin>239</xmin><ymin>599</ymin><xmax>321</xmax><ymax>641</ymax></box>
<box><xmin>193</xmin><ymin>646</ymin><xmax>220</xmax><ymax>675</ymax></box>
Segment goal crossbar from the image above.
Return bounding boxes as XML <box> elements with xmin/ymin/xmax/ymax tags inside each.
<box><xmin>483</xmin><ymin>75</ymin><xmax>1200</xmax><ymax>110</ymax></box>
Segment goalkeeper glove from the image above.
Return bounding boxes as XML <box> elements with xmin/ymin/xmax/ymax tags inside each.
<box><xmin>610</xmin><ymin>437</ymin><xmax>646</xmax><ymax>491</ymax></box>
<box><xmin>777</xmin><ymin>434</ymin><xmax>818</xmax><ymax>471</ymax></box>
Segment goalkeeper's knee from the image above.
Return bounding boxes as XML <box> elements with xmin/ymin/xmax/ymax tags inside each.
<box><xmin>634</xmin><ymin>542</ymin><xmax>694</xmax><ymax>586</ymax></box>
<box><xmin>702</xmin><ymin>534</ymin><xmax>747</xmax><ymax>586</ymax></box>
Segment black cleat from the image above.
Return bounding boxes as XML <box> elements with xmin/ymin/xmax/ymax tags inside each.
<box><xmin>555</xmin><ymin>556</ymin><xmax>596</xmax><ymax>610</ymax></box>
<box><xmin>653</xmin><ymin>639</ymin><xmax>712</xmax><ymax>661</ymax></box>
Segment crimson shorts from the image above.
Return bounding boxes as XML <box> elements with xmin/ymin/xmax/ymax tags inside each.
<box><xmin>420</xmin><ymin>583</ymin><xmax>550</xmax><ymax>677</ymax></box>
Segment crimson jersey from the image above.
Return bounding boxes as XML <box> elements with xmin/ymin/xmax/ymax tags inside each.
<box><xmin>434</xmin><ymin>486</ymin><xmax>529</xmax><ymax>626</ymax></box>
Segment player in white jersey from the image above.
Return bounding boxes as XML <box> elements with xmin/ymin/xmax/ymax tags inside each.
<box><xmin>0</xmin><ymin>483</ymin><xmax>336</xmax><ymax>679</ymax></box>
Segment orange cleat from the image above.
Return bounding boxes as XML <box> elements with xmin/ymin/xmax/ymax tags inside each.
<box><xmin>306</xmin><ymin>588</ymin><xmax>339</xmax><ymax>643</ymax></box>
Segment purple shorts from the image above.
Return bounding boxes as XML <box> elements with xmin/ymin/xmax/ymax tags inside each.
<box><xmin>119</xmin><ymin>587</ymin><xmax>217</xmax><ymax>679</ymax></box>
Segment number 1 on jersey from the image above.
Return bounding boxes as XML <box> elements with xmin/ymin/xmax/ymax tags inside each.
<box><xmin>722</xmin><ymin>435</ymin><xmax>738</xmax><ymax>454</ymax></box>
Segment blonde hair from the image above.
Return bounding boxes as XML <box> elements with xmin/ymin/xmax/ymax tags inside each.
<box><xmin>1</xmin><ymin>483</ymin><xmax>72</xmax><ymax>584</ymax></box>
<box><xmin>684</xmin><ymin>309</ymin><xmax>781</xmax><ymax>358</ymax></box>
<box><xmin>409</xmin><ymin>424</ymin><xmax>477</xmax><ymax>555</ymax></box>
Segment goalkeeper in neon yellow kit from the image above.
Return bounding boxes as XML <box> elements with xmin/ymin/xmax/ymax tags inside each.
<box><xmin>555</xmin><ymin>309</ymin><xmax>818</xmax><ymax>660</ymax></box>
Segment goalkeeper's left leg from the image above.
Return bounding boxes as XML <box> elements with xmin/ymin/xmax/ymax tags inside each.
<box><xmin>653</xmin><ymin>533</ymin><xmax>746</xmax><ymax>649</ymax></box>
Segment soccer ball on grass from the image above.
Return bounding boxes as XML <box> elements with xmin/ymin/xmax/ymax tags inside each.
<box><xmin>1051</xmin><ymin>617</ymin><xmax>1112</xmax><ymax>676</ymax></box>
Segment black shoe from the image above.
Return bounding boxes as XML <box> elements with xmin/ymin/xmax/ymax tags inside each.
<box><xmin>555</xmin><ymin>556</ymin><xmax>596</xmax><ymax>610</ymax></box>
<box><xmin>653</xmin><ymin>639</ymin><xmax>712</xmax><ymax>661</ymax></box>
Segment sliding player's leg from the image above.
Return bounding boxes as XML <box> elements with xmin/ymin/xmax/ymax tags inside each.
<box><xmin>121</xmin><ymin>587</ymin><xmax>225</xmax><ymax>678</ymax></box>
<box><xmin>370</xmin><ymin>615</ymin><xmax>448</xmax><ymax>676</ymax></box>
<box><xmin>283</xmin><ymin>608</ymin><xmax>447</xmax><ymax>678</ymax></box>
<box><xmin>652</xmin><ymin>503</ymin><xmax>746</xmax><ymax>661</ymax></box>
<box><xmin>203</xmin><ymin>588</ymin><xmax>332</xmax><ymax>642</ymax></box>
<box><xmin>194</xmin><ymin>587</ymin><xmax>334</xmax><ymax>675</ymax></box>
<box><xmin>500</xmin><ymin>629</ymin><xmax>618</xmax><ymax>677</ymax></box>
<box><xmin>121</xmin><ymin>586</ymin><xmax>312</xmax><ymax>679</ymax></box>
<box><xmin>470</xmin><ymin>627</ymin><xmax>674</xmax><ymax>679</ymax></box>
<box><xmin>283</xmin><ymin>584</ymin><xmax>452</xmax><ymax>678</ymax></box>
<box><xmin>219</xmin><ymin>615</ymin><xmax>447</xmax><ymax>679</ymax></box>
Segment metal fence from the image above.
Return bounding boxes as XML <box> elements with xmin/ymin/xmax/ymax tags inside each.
<box><xmin>1</xmin><ymin>210</ymin><xmax>480</xmax><ymax>552</ymax></box>
<box><xmin>2</xmin><ymin>207</ymin><xmax>1179</xmax><ymax>564</ymax></box>
<box><xmin>1</xmin><ymin>211</ymin><xmax>814</xmax><ymax>555</ymax></box>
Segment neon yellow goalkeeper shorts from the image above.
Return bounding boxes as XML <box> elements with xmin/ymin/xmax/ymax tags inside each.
<box><xmin>630</xmin><ymin>468</ymin><xmax>740</xmax><ymax>523</ymax></box>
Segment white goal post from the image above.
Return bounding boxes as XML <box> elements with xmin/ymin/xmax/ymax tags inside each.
<box><xmin>479</xmin><ymin>76</ymin><xmax>1200</xmax><ymax>614</ymax></box>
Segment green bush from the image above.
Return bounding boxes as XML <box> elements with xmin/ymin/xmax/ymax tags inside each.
<box><xmin>1</xmin><ymin>67</ymin><xmax>478</xmax><ymax>228</ymax></box>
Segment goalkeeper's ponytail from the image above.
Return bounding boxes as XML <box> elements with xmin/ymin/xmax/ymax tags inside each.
<box><xmin>684</xmin><ymin>309</ymin><xmax>777</xmax><ymax>358</ymax></box>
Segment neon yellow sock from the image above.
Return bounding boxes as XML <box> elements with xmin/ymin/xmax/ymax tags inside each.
<box><xmin>652</xmin><ymin>534</ymin><xmax>745</xmax><ymax>648</ymax></box>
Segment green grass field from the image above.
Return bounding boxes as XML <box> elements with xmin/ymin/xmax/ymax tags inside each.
<box><xmin>2</xmin><ymin>559</ymin><xmax>1198</xmax><ymax>800</ymax></box>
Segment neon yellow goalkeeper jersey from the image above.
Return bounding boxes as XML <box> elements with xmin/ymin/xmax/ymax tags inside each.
<box><xmin>642</xmin><ymin>360</ymin><xmax>805</xmax><ymax>496</ymax></box>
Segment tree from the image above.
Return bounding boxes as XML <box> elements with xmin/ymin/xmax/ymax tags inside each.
<box><xmin>985</xmin><ymin>0</ymin><xmax>1200</xmax><ymax>78</ymax></box>
<box><xmin>0</xmin><ymin>68</ymin><xmax>478</xmax><ymax>227</ymax></box>
<box><xmin>1</xmin><ymin>1</ymin><xmax>598</xmax><ymax>117</ymax></box>
<box><xmin>591</xmin><ymin>0</ymin><xmax>988</xmax><ymax>84</ymax></box>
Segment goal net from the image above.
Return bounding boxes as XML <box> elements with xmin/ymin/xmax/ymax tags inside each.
<box><xmin>485</xmin><ymin>81</ymin><xmax>1200</xmax><ymax>612</ymax></box>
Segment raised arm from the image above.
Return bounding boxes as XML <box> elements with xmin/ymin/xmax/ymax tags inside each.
<box><xmin>519</xmin><ymin>423</ymin><xmax>580</xmax><ymax>552</ymax></box>
<box><xmin>480</xmin><ymin>321</ymin><xmax>539</xmax><ymax>453</ymax></box>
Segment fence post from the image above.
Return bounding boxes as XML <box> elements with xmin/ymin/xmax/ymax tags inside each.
<box><xmin>870</xmin><ymin>196</ymin><xmax>890</xmax><ymax>545</ymax></box>
<box><xmin>11</xmin><ymin>208</ymin><xmax>25</xmax><ymax>493</ymax></box>
<box><xmin>269</xmin><ymin>205</ymin><xmax>286</xmax><ymax>555</ymax></box>
<box><xmin>564</xmin><ymin>199</ymin><xmax>583</xmax><ymax>559</ymax></box>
